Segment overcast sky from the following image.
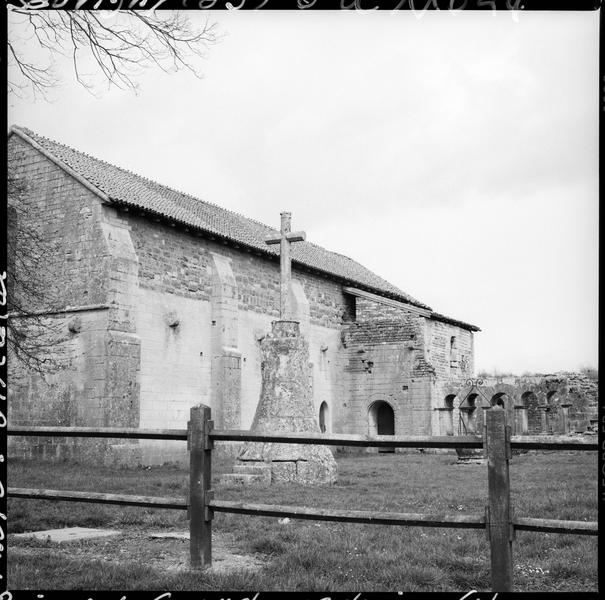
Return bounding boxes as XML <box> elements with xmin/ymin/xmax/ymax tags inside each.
<box><xmin>8</xmin><ymin>10</ymin><xmax>599</xmax><ymax>375</ymax></box>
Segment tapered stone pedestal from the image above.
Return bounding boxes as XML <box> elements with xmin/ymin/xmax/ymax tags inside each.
<box><xmin>224</xmin><ymin>320</ymin><xmax>337</xmax><ymax>486</ymax></box>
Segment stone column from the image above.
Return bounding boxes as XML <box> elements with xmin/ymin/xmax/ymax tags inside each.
<box><xmin>514</xmin><ymin>404</ymin><xmax>528</xmax><ymax>435</ymax></box>
<box><xmin>210</xmin><ymin>253</ymin><xmax>241</xmax><ymax>432</ymax></box>
<box><xmin>538</xmin><ymin>405</ymin><xmax>551</xmax><ymax>434</ymax></box>
<box><xmin>434</xmin><ymin>407</ymin><xmax>454</xmax><ymax>436</ymax></box>
<box><xmin>559</xmin><ymin>403</ymin><xmax>572</xmax><ymax>434</ymax></box>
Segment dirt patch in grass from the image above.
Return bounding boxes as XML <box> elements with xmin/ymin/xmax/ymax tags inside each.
<box><xmin>10</xmin><ymin>528</ymin><xmax>267</xmax><ymax>575</ymax></box>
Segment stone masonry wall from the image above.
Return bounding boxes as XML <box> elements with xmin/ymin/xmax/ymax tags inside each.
<box><xmin>127</xmin><ymin>215</ymin><xmax>354</xmax><ymax>329</ymax></box>
<box><xmin>338</xmin><ymin>311</ymin><xmax>436</xmax><ymax>441</ymax></box>
<box><xmin>124</xmin><ymin>212</ymin><xmax>350</xmax><ymax>464</ymax></box>
<box><xmin>356</xmin><ymin>297</ymin><xmax>421</xmax><ymax>321</ymax></box>
<box><xmin>7</xmin><ymin>137</ymin><xmax>140</xmax><ymax>463</ymax></box>
<box><xmin>440</xmin><ymin>372</ymin><xmax>598</xmax><ymax>437</ymax></box>
<box><xmin>130</xmin><ymin>273</ymin><xmax>343</xmax><ymax>464</ymax></box>
<box><xmin>7</xmin><ymin>135</ymin><xmax>110</xmax><ymax>309</ymax></box>
<box><xmin>349</xmin><ymin>298</ymin><xmax>478</xmax><ymax>438</ymax></box>
<box><xmin>425</xmin><ymin>319</ymin><xmax>475</xmax><ymax>435</ymax></box>
<box><xmin>425</xmin><ymin>320</ymin><xmax>474</xmax><ymax>380</ymax></box>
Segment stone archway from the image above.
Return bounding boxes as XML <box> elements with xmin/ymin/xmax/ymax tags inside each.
<box><xmin>491</xmin><ymin>392</ymin><xmax>507</xmax><ymax>408</ymax></box>
<box><xmin>368</xmin><ymin>400</ymin><xmax>395</xmax><ymax>453</ymax></box>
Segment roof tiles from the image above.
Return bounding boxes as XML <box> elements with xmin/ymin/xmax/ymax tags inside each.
<box><xmin>11</xmin><ymin>125</ymin><xmax>431</xmax><ymax>309</ymax></box>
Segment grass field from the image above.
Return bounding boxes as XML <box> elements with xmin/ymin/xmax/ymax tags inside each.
<box><xmin>7</xmin><ymin>449</ymin><xmax>598</xmax><ymax>591</ymax></box>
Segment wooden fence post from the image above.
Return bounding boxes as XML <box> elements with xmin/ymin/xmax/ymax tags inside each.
<box><xmin>189</xmin><ymin>404</ymin><xmax>213</xmax><ymax>569</ymax></box>
<box><xmin>484</xmin><ymin>407</ymin><xmax>514</xmax><ymax>592</ymax></box>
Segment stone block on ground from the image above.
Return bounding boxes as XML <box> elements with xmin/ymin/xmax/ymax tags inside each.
<box><xmin>12</xmin><ymin>527</ymin><xmax>121</xmax><ymax>544</ymax></box>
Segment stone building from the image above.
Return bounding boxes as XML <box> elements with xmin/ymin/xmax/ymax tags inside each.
<box><xmin>14</xmin><ymin>125</ymin><xmax>586</xmax><ymax>466</ymax></box>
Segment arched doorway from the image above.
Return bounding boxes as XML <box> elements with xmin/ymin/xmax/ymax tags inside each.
<box><xmin>368</xmin><ymin>401</ymin><xmax>395</xmax><ymax>453</ymax></box>
<box><xmin>319</xmin><ymin>401</ymin><xmax>329</xmax><ymax>433</ymax></box>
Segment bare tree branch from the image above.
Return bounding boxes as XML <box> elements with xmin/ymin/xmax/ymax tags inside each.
<box><xmin>8</xmin><ymin>10</ymin><xmax>220</xmax><ymax>98</ymax></box>
<box><xmin>6</xmin><ymin>168</ymin><xmax>68</xmax><ymax>375</ymax></box>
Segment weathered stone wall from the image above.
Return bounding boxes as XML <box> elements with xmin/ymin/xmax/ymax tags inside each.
<box><xmin>7</xmin><ymin>136</ymin><xmax>141</xmax><ymax>462</ymax></box>
<box><xmin>7</xmin><ymin>135</ymin><xmax>110</xmax><ymax>309</ymax></box>
<box><xmin>425</xmin><ymin>319</ymin><xmax>475</xmax><ymax>435</ymax></box>
<box><xmin>425</xmin><ymin>320</ymin><xmax>474</xmax><ymax>380</ymax></box>
<box><xmin>355</xmin><ymin>297</ymin><xmax>417</xmax><ymax>321</ymax></box>
<box><xmin>563</xmin><ymin>372</ymin><xmax>599</xmax><ymax>429</ymax></box>
<box><xmin>348</xmin><ymin>297</ymin><xmax>478</xmax><ymax>438</ymax></box>
<box><xmin>440</xmin><ymin>373</ymin><xmax>598</xmax><ymax>437</ymax></box>
<box><xmin>338</xmin><ymin>312</ymin><xmax>435</xmax><ymax>441</ymax></box>
<box><xmin>8</xmin><ymin>310</ymin><xmax>111</xmax><ymax>460</ymax></box>
<box><xmin>127</xmin><ymin>215</ymin><xmax>354</xmax><ymax>329</ymax></box>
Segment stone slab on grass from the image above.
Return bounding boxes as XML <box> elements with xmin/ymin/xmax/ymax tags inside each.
<box><xmin>13</xmin><ymin>527</ymin><xmax>121</xmax><ymax>544</ymax></box>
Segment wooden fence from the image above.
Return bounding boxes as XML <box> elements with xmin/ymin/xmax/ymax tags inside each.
<box><xmin>8</xmin><ymin>404</ymin><xmax>597</xmax><ymax>592</ymax></box>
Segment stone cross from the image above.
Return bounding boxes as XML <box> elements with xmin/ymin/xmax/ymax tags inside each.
<box><xmin>265</xmin><ymin>212</ymin><xmax>306</xmax><ymax>320</ymax></box>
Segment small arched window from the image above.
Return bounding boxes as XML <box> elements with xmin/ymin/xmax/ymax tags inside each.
<box><xmin>319</xmin><ymin>401</ymin><xmax>329</xmax><ymax>433</ymax></box>
<box><xmin>445</xmin><ymin>394</ymin><xmax>456</xmax><ymax>410</ymax></box>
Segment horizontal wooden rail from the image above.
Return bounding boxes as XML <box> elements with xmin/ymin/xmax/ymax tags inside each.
<box><xmin>209</xmin><ymin>500</ymin><xmax>486</xmax><ymax>529</ymax></box>
<box><xmin>513</xmin><ymin>516</ymin><xmax>598</xmax><ymax>535</ymax></box>
<box><xmin>8</xmin><ymin>427</ymin><xmax>597</xmax><ymax>451</ymax></box>
<box><xmin>7</xmin><ymin>426</ymin><xmax>188</xmax><ymax>440</ymax></box>
<box><xmin>211</xmin><ymin>431</ymin><xmax>483</xmax><ymax>449</ymax></box>
<box><xmin>9</xmin><ymin>489</ymin><xmax>597</xmax><ymax>537</ymax></box>
<box><xmin>510</xmin><ymin>435</ymin><xmax>597</xmax><ymax>451</ymax></box>
<box><xmin>8</xmin><ymin>487</ymin><xmax>187</xmax><ymax>510</ymax></box>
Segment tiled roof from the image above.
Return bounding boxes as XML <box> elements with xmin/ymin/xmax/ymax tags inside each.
<box><xmin>10</xmin><ymin>125</ymin><xmax>432</xmax><ymax>310</ymax></box>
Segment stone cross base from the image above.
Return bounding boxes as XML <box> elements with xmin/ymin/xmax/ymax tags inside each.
<box><xmin>220</xmin><ymin>320</ymin><xmax>338</xmax><ymax>486</ymax></box>
<box><xmin>237</xmin><ymin>446</ymin><xmax>338</xmax><ymax>485</ymax></box>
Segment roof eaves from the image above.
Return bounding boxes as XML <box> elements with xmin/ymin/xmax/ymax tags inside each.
<box><xmin>430</xmin><ymin>311</ymin><xmax>481</xmax><ymax>332</ymax></box>
<box><xmin>9</xmin><ymin>126</ymin><xmax>112</xmax><ymax>205</ymax></box>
